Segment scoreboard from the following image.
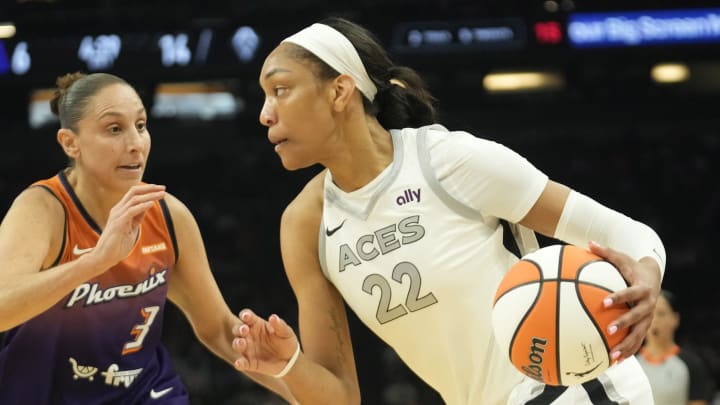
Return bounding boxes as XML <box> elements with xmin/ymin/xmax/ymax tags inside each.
<box><xmin>0</xmin><ymin>23</ymin><xmax>276</xmax><ymax>87</ymax></box>
<box><xmin>0</xmin><ymin>16</ymin><xmax>568</xmax><ymax>88</ymax></box>
<box><xmin>2</xmin><ymin>7</ymin><xmax>720</xmax><ymax>89</ymax></box>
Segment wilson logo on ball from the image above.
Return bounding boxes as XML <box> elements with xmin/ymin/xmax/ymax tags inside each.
<box><xmin>521</xmin><ymin>337</ymin><xmax>548</xmax><ymax>381</ymax></box>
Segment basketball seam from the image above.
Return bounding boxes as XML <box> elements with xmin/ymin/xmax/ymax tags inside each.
<box><xmin>574</xmin><ymin>260</ymin><xmax>626</xmax><ymax>374</ymax></box>
<box><xmin>507</xmin><ymin>260</ymin><xmax>544</xmax><ymax>376</ymax></box>
<box><xmin>556</xmin><ymin>245</ymin><xmax>564</xmax><ymax>385</ymax></box>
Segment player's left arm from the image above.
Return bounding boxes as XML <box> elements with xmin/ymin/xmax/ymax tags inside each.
<box><xmin>519</xmin><ymin>180</ymin><xmax>665</xmax><ymax>362</ymax></box>
<box><xmin>434</xmin><ymin>135</ymin><xmax>664</xmax><ymax>360</ymax></box>
<box><xmin>163</xmin><ymin>193</ymin><xmax>297</xmax><ymax>404</ymax></box>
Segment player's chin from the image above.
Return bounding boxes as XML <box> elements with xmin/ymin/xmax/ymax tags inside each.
<box><xmin>116</xmin><ymin>168</ymin><xmax>145</xmax><ymax>181</ymax></box>
<box><xmin>278</xmin><ymin>155</ymin><xmax>314</xmax><ymax>172</ymax></box>
<box><xmin>121</xmin><ymin>177</ymin><xmax>145</xmax><ymax>186</ymax></box>
<box><xmin>115</xmin><ymin>176</ymin><xmax>145</xmax><ymax>191</ymax></box>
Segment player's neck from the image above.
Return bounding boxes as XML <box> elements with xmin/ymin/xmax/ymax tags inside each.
<box><xmin>642</xmin><ymin>341</ymin><xmax>679</xmax><ymax>362</ymax></box>
<box><xmin>64</xmin><ymin>168</ymin><xmax>123</xmax><ymax>229</ymax></box>
<box><xmin>326</xmin><ymin>118</ymin><xmax>392</xmax><ymax>192</ymax></box>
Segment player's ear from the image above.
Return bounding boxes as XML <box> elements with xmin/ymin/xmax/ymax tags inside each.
<box><xmin>57</xmin><ymin>128</ymin><xmax>80</xmax><ymax>159</ymax></box>
<box><xmin>329</xmin><ymin>74</ymin><xmax>357</xmax><ymax>112</ymax></box>
<box><xmin>671</xmin><ymin>311</ymin><xmax>680</xmax><ymax>328</ymax></box>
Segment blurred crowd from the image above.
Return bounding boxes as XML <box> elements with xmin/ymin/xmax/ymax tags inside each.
<box><xmin>1</xmin><ymin>99</ymin><xmax>718</xmax><ymax>403</ymax></box>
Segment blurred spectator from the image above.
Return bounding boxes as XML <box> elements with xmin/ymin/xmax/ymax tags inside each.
<box><xmin>3</xmin><ymin>70</ymin><xmax>720</xmax><ymax>404</ymax></box>
<box><xmin>636</xmin><ymin>290</ymin><xmax>716</xmax><ymax>405</ymax></box>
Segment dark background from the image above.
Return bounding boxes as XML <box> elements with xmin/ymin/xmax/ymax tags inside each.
<box><xmin>1</xmin><ymin>0</ymin><xmax>719</xmax><ymax>403</ymax></box>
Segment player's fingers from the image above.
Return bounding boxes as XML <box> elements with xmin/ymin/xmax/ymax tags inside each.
<box><xmin>588</xmin><ymin>240</ymin><xmax>613</xmax><ymax>259</ymax></box>
<box><xmin>233</xmin><ymin>355</ymin><xmax>250</xmax><ymax>371</ymax></box>
<box><xmin>124</xmin><ymin>201</ymin><xmax>156</xmax><ymax>223</ymax></box>
<box><xmin>608</xmin><ymin>295</ymin><xmax>653</xmax><ymax>355</ymax></box>
<box><xmin>611</xmin><ymin>317</ymin><xmax>650</xmax><ymax>361</ymax></box>
<box><xmin>590</xmin><ymin>244</ymin><xmax>649</xmax><ymax>309</ymax></box>
<box><xmin>608</xmin><ymin>301</ymin><xmax>642</xmax><ymax>333</ymax></box>
<box><xmin>623</xmin><ymin>328</ymin><xmax>646</xmax><ymax>356</ymax></box>
<box><xmin>268</xmin><ymin>314</ymin><xmax>293</xmax><ymax>338</ymax></box>
<box><xmin>127</xmin><ymin>183</ymin><xmax>166</xmax><ymax>196</ymax></box>
<box><xmin>239</xmin><ymin>309</ymin><xmax>259</xmax><ymax>326</ymax></box>
<box><xmin>125</xmin><ymin>191</ymin><xmax>166</xmax><ymax>209</ymax></box>
<box><xmin>607</xmin><ymin>283</ymin><xmax>653</xmax><ymax>312</ymax></box>
<box><xmin>588</xmin><ymin>241</ymin><xmax>635</xmax><ymax>278</ymax></box>
<box><xmin>236</xmin><ymin>323</ymin><xmax>251</xmax><ymax>337</ymax></box>
<box><xmin>110</xmin><ymin>191</ymin><xmax>165</xmax><ymax>221</ymax></box>
<box><xmin>232</xmin><ymin>337</ymin><xmax>248</xmax><ymax>353</ymax></box>
<box><xmin>103</xmin><ymin>201</ymin><xmax>154</xmax><ymax>231</ymax></box>
<box><xmin>116</xmin><ymin>184</ymin><xmax>166</xmax><ymax>207</ymax></box>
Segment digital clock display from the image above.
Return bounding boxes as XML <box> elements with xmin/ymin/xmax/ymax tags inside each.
<box><xmin>0</xmin><ymin>24</ymin><xmax>266</xmax><ymax>85</ymax></box>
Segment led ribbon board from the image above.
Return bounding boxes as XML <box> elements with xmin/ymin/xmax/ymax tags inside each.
<box><xmin>392</xmin><ymin>18</ymin><xmax>527</xmax><ymax>53</ymax></box>
<box><xmin>568</xmin><ymin>8</ymin><xmax>720</xmax><ymax>48</ymax></box>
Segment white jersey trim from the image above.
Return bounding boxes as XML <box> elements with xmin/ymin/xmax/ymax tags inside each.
<box><xmin>416</xmin><ymin>125</ymin><xmax>486</xmax><ymax>221</ymax></box>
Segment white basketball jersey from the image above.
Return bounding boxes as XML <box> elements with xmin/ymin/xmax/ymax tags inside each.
<box><xmin>318</xmin><ymin>125</ymin><xmax>548</xmax><ymax>404</ymax></box>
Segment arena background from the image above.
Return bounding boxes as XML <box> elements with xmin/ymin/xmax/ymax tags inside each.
<box><xmin>1</xmin><ymin>0</ymin><xmax>719</xmax><ymax>403</ymax></box>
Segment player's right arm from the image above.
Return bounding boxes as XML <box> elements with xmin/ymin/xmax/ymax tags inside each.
<box><xmin>233</xmin><ymin>172</ymin><xmax>361</xmax><ymax>405</ymax></box>
<box><xmin>279</xmin><ymin>173</ymin><xmax>361</xmax><ymax>404</ymax></box>
<box><xmin>0</xmin><ymin>184</ymin><xmax>165</xmax><ymax>331</ymax></box>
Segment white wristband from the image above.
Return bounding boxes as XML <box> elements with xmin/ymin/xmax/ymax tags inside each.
<box><xmin>273</xmin><ymin>342</ymin><xmax>301</xmax><ymax>378</ymax></box>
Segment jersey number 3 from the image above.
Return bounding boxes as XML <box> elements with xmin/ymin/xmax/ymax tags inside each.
<box><xmin>122</xmin><ymin>306</ymin><xmax>160</xmax><ymax>355</ymax></box>
<box><xmin>362</xmin><ymin>262</ymin><xmax>438</xmax><ymax>324</ymax></box>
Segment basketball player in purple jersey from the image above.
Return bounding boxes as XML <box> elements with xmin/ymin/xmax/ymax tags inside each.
<box><xmin>0</xmin><ymin>72</ymin><xmax>295</xmax><ymax>404</ymax></box>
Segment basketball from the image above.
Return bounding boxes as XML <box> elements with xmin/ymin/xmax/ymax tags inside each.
<box><xmin>491</xmin><ymin>244</ymin><xmax>629</xmax><ymax>386</ymax></box>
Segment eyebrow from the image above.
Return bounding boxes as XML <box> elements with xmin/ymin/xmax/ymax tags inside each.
<box><xmin>98</xmin><ymin>108</ymin><xmax>146</xmax><ymax>120</ymax></box>
<box><xmin>263</xmin><ymin>67</ymin><xmax>291</xmax><ymax>80</ymax></box>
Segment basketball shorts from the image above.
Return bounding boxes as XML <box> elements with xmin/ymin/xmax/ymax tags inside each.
<box><xmin>507</xmin><ymin>356</ymin><xmax>654</xmax><ymax>404</ymax></box>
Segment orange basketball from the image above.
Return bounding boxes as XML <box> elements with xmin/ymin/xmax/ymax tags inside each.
<box><xmin>491</xmin><ymin>244</ymin><xmax>629</xmax><ymax>386</ymax></box>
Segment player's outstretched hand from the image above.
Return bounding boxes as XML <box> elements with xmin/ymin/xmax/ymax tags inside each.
<box><xmin>88</xmin><ymin>184</ymin><xmax>166</xmax><ymax>272</ymax></box>
<box><xmin>589</xmin><ymin>241</ymin><xmax>661</xmax><ymax>363</ymax></box>
<box><xmin>232</xmin><ymin>309</ymin><xmax>300</xmax><ymax>377</ymax></box>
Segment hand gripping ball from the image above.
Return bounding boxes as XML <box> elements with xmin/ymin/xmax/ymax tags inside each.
<box><xmin>492</xmin><ymin>244</ymin><xmax>629</xmax><ymax>386</ymax></box>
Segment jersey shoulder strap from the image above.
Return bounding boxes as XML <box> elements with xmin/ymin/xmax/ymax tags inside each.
<box><xmin>501</xmin><ymin>220</ymin><xmax>540</xmax><ymax>258</ymax></box>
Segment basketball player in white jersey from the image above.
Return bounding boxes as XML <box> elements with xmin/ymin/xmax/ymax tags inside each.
<box><xmin>231</xmin><ymin>17</ymin><xmax>666</xmax><ymax>404</ymax></box>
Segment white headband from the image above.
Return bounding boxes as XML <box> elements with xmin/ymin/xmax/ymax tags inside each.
<box><xmin>282</xmin><ymin>23</ymin><xmax>378</xmax><ymax>102</ymax></box>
